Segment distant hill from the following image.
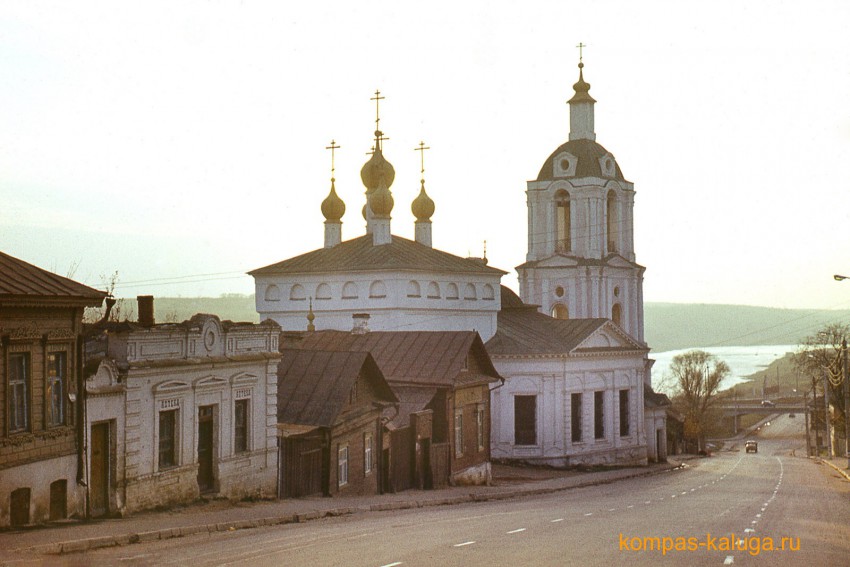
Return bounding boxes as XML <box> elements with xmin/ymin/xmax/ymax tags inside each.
<box><xmin>644</xmin><ymin>302</ymin><xmax>850</xmax><ymax>352</ymax></box>
<box><xmin>120</xmin><ymin>296</ymin><xmax>850</xmax><ymax>352</ymax></box>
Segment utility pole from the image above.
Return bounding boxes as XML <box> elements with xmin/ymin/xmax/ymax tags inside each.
<box><xmin>804</xmin><ymin>389</ymin><xmax>811</xmax><ymax>456</ymax></box>
<box><xmin>841</xmin><ymin>338</ymin><xmax>850</xmax><ymax>469</ymax></box>
<box><xmin>825</xmin><ymin>369</ymin><xmax>833</xmax><ymax>459</ymax></box>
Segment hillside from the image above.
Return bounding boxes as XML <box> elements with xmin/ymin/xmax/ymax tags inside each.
<box><xmin>109</xmin><ymin>296</ymin><xmax>850</xmax><ymax>352</ymax></box>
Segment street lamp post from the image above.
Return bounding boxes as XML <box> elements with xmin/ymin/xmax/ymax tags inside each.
<box><xmin>832</xmin><ymin>275</ymin><xmax>850</xmax><ymax>469</ymax></box>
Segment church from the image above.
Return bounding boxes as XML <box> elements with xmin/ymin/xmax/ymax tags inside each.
<box><xmin>251</xmin><ymin>58</ymin><xmax>667</xmax><ymax>467</ymax></box>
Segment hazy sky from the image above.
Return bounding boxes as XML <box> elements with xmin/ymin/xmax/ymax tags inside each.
<box><xmin>2</xmin><ymin>1</ymin><xmax>849</xmax><ymax>310</ymax></box>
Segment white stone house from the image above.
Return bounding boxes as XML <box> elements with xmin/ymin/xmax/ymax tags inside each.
<box><xmin>84</xmin><ymin>301</ymin><xmax>280</xmax><ymax>516</ymax></box>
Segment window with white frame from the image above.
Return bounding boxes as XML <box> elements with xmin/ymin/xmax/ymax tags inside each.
<box><xmin>47</xmin><ymin>352</ymin><xmax>66</xmax><ymax>427</ymax></box>
<box><xmin>476</xmin><ymin>405</ymin><xmax>485</xmax><ymax>451</ymax></box>
<box><xmin>9</xmin><ymin>353</ymin><xmax>29</xmax><ymax>433</ymax></box>
<box><xmin>454</xmin><ymin>409</ymin><xmax>464</xmax><ymax>457</ymax></box>
<box><xmin>364</xmin><ymin>434</ymin><xmax>373</xmax><ymax>474</ymax></box>
<box><xmin>338</xmin><ymin>445</ymin><xmax>349</xmax><ymax>486</ymax></box>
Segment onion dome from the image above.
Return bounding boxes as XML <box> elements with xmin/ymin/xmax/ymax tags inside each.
<box><xmin>568</xmin><ymin>62</ymin><xmax>596</xmax><ymax>104</ymax></box>
<box><xmin>320</xmin><ymin>180</ymin><xmax>346</xmax><ymax>221</ymax></box>
<box><xmin>368</xmin><ymin>179</ymin><xmax>394</xmax><ymax>216</ymax></box>
<box><xmin>360</xmin><ymin>135</ymin><xmax>395</xmax><ymax>193</ymax></box>
<box><xmin>411</xmin><ymin>180</ymin><xmax>435</xmax><ymax>221</ymax></box>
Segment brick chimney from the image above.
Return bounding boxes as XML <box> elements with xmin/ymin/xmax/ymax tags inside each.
<box><xmin>352</xmin><ymin>313</ymin><xmax>370</xmax><ymax>334</ymax></box>
<box><xmin>137</xmin><ymin>295</ymin><xmax>155</xmax><ymax>327</ymax></box>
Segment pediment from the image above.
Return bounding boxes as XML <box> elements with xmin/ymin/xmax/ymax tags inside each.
<box><xmin>230</xmin><ymin>372</ymin><xmax>260</xmax><ymax>385</ymax></box>
<box><xmin>193</xmin><ymin>375</ymin><xmax>228</xmax><ymax>390</ymax></box>
<box><xmin>153</xmin><ymin>380</ymin><xmax>191</xmax><ymax>394</ymax></box>
<box><xmin>575</xmin><ymin>321</ymin><xmax>645</xmax><ymax>351</ymax></box>
<box><xmin>535</xmin><ymin>255</ymin><xmax>580</xmax><ymax>268</ymax></box>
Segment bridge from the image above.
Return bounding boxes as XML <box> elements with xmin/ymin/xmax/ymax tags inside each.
<box><xmin>714</xmin><ymin>400</ymin><xmax>807</xmax><ymax>417</ymax></box>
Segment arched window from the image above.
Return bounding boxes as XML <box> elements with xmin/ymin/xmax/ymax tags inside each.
<box><xmin>552</xmin><ymin>303</ymin><xmax>569</xmax><ymax>319</ymax></box>
<box><xmin>483</xmin><ymin>284</ymin><xmax>495</xmax><ymax>300</ymax></box>
<box><xmin>342</xmin><ymin>282</ymin><xmax>358</xmax><ymax>299</ymax></box>
<box><xmin>607</xmin><ymin>190</ymin><xmax>618</xmax><ymax>253</ymax></box>
<box><xmin>407</xmin><ymin>280</ymin><xmax>421</xmax><ymax>298</ymax></box>
<box><xmin>264</xmin><ymin>284</ymin><xmax>280</xmax><ymax>302</ymax></box>
<box><xmin>464</xmin><ymin>283</ymin><xmax>477</xmax><ymax>300</ymax></box>
<box><xmin>315</xmin><ymin>283</ymin><xmax>331</xmax><ymax>300</ymax></box>
<box><xmin>555</xmin><ymin>190</ymin><xmax>571</xmax><ymax>252</ymax></box>
<box><xmin>612</xmin><ymin>303</ymin><xmax>622</xmax><ymax>327</ymax></box>
<box><xmin>446</xmin><ymin>283</ymin><xmax>459</xmax><ymax>300</ymax></box>
<box><xmin>289</xmin><ymin>284</ymin><xmax>306</xmax><ymax>301</ymax></box>
<box><xmin>369</xmin><ymin>280</ymin><xmax>387</xmax><ymax>298</ymax></box>
<box><xmin>427</xmin><ymin>281</ymin><xmax>440</xmax><ymax>299</ymax></box>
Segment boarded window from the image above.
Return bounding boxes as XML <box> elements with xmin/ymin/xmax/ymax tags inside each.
<box><xmin>234</xmin><ymin>399</ymin><xmax>249</xmax><ymax>453</ymax></box>
<box><xmin>159</xmin><ymin>410</ymin><xmax>178</xmax><ymax>469</ymax></box>
<box><xmin>50</xmin><ymin>479</ymin><xmax>67</xmax><ymax>520</ymax></box>
<box><xmin>619</xmin><ymin>389</ymin><xmax>630</xmax><ymax>436</ymax></box>
<box><xmin>571</xmin><ymin>393</ymin><xmax>582</xmax><ymax>443</ymax></box>
<box><xmin>10</xmin><ymin>487</ymin><xmax>30</xmax><ymax>527</ymax></box>
<box><xmin>514</xmin><ymin>395</ymin><xmax>536</xmax><ymax>446</ymax></box>
<box><xmin>594</xmin><ymin>391</ymin><xmax>604</xmax><ymax>440</ymax></box>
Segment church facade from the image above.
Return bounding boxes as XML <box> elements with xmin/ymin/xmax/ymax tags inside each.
<box><xmin>252</xmin><ymin>63</ymin><xmax>666</xmax><ymax>469</ymax></box>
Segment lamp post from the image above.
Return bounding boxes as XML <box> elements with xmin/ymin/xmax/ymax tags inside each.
<box><xmin>832</xmin><ymin>275</ymin><xmax>850</xmax><ymax>468</ymax></box>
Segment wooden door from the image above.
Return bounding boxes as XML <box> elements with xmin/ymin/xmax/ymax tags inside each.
<box><xmin>197</xmin><ymin>406</ymin><xmax>215</xmax><ymax>493</ymax></box>
<box><xmin>90</xmin><ymin>422</ymin><xmax>110</xmax><ymax>517</ymax></box>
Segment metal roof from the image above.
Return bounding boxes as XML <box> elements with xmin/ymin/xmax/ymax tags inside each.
<box><xmin>277</xmin><ymin>349</ymin><xmax>397</xmax><ymax>428</ymax></box>
<box><xmin>0</xmin><ymin>251</ymin><xmax>106</xmax><ymax>304</ymax></box>
<box><xmin>249</xmin><ymin>234</ymin><xmax>506</xmax><ymax>277</ymax></box>
<box><xmin>296</xmin><ymin>330</ymin><xmax>502</xmax><ymax>388</ymax></box>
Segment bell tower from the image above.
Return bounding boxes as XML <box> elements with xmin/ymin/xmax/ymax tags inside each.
<box><xmin>517</xmin><ymin>56</ymin><xmax>645</xmax><ymax>343</ymax></box>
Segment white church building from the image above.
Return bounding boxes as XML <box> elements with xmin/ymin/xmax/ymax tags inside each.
<box><xmin>251</xmin><ymin>60</ymin><xmax>667</xmax><ymax>467</ymax></box>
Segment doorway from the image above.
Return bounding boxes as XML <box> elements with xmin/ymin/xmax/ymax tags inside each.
<box><xmin>90</xmin><ymin>422</ymin><xmax>110</xmax><ymax>517</ymax></box>
<box><xmin>197</xmin><ymin>405</ymin><xmax>215</xmax><ymax>493</ymax></box>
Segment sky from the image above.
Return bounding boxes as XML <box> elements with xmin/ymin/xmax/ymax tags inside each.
<box><xmin>2</xmin><ymin>1</ymin><xmax>850</xmax><ymax>310</ymax></box>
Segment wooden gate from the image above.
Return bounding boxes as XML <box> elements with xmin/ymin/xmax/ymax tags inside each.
<box><xmin>282</xmin><ymin>434</ymin><xmax>324</xmax><ymax>498</ymax></box>
<box><xmin>430</xmin><ymin>442</ymin><xmax>451</xmax><ymax>489</ymax></box>
<box><xmin>90</xmin><ymin>422</ymin><xmax>110</xmax><ymax>517</ymax></box>
<box><xmin>388</xmin><ymin>427</ymin><xmax>414</xmax><ymax>493</ymax></box>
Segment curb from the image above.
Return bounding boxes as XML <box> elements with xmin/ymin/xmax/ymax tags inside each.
<box><xmin>819</xmin><ymin>458</ymin><xmax>850</xmax><ymax>481</ymax></box>
<box><xmin>19</xmin><ymin>463</ymin><xmax>680</xmax><ymax>556</ymax></box>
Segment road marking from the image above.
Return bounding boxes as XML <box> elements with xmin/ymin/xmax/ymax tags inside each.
<box><xmin>381</xmin><ymin>563</ymin><xmax>403</xmax><ymax>567</ymax></box>
<box><xmin>454</xmin><ymin>541</ymin><xmax>475</xmax><ymax>547</ymax></box>
<box><xmin>551</xmin><ymin>518</ymin><xmax>564</xmax><ymax>523</ymax></box>
<box><xmin>507</xmin><ymin>528</ymin><xmax>526</xmax><ymax>534</ymax></box>
<box><xmin>744</xmin><ymin>528</ymin><xmax>754</xmax><ymax>533</ymax></box>
<box><xmin>724</xmin><ymin>555</ymin><xmax>734</xmax><ymax>564</ymax></box>
<box><xmin>644</xmin><ymin>501</ymin><xmax>651</xmax><ymax>504</ymax></box>
<box><xmin>681</xmin><ymin>491</ymin><xmax>688</xmax><ymax>495</ymax></box>
<box><xmin>751</xmin><ymin>520</ymin><xmax>758</xmax><ymax>524</ymax></box>
<box><xmin>756</xmin><ymin>513</ymin><xmax>761</xmax><ymax>518</ymax></box>
<box><xmin>627</xmin><ymin>505</ymin><xmax>634</xmax><ymax>508</ymax></box>
<box><xmin>608</xmin><ymin>508</ymin><xmax>616</xmax><ymax>512</ymax></box>
<box><xmin>584</xmin><ymin>512</ymin><xmax>593</xmax><ymax>516</ymax></box>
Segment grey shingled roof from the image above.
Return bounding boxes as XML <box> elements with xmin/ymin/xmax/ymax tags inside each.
<box><xmin>296</xmin><ymin>330</ymin><xmax>502</xmax><ymax>388</ymax></box>
<box><xmin>249</xmin><ymin>234</ymin><xmax>506</xmax><ymax>277</ymax></box>
<box><xmin>0</xmin><ymin>251</ymin><xmax>106</xmax><ymax>304</ymax></box>
<box><xmin>536</xmin><ymin>138</ymin><xmax>625</xmax><ymax>182</ymax></box>
<box><xmin>277</xmin><ymin>349</ymin><xmax>397</xmax><ymax>427</ymax></box>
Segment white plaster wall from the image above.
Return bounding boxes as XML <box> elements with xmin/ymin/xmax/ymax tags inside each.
<box><xmin>0</xmin><ymin>454</ymin><xmax>83</xmax><ymax>526</ymax></box>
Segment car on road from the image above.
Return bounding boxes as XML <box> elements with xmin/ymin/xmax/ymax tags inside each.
<box><xmin>745</xmin><ymin>440</ymin><xmax>758</xmax><ymax>453</ymax></box>
<box><xmin>761</xmin><ymin>400</ymin><xmax>776</xmax><ymax>407</ymax></box>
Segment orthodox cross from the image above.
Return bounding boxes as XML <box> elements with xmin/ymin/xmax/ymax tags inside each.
<box><xmin>576</xmin><ymin>42</ymin><xmax>586</xmax><ymax>62</ymax></box>
<box><xmin>415</xmin><ymin>141</ymin><xmax>430</xmax><ymax>176</ymax></box>
<box><xmin>325</xmin><ymin>139</ymin><xmax>339</xmax><ymax>180</ymax></box>
<box><xmin>371</xmin><ymin>89</ymin><xmax>385</xmax><ymax>131</ymax></box>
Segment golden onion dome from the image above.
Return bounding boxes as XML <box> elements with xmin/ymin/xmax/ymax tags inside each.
<box><xmin>411</xmin><ymin>181</ymin><xmax>435</xmax><ymax>221</ymax></box>
<box><xmin>320</xmin><ymin>181</ymin><xmax>346</xmax><ymax>221</ymax></box>
<box><xmin>368</xmin><ymin>180</ymin><xmax>394</xmax><ymax>217</ymax></box>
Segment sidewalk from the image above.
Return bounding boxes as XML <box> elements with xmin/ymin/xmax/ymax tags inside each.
<box><xmin>819</xmin><ymin>456</ymin><xmax>850</xmax><ymax>482</ymax></box>
<box><xmin>0</xmin><ymin>460</ymin><xmax>681</xmax><ymax>558</ymax></box>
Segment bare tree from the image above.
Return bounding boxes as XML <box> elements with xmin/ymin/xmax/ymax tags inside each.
<box><xmin>791</xmin><ymin>323</ymin><xmax>848</xmax><ymax>452</ymax></box>
<box><xmin>668</xmin><ymin>350</ymin><xmax>730</xmax><ymax>453</ymax></box>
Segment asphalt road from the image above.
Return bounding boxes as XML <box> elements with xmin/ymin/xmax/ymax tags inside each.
<box><xmin>51</xmin><ymin>415</ymin><xmax>850</xmax><ymax>566</ymax></box>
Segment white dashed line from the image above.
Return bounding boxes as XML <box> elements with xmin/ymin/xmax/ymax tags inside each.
<box><xmin>507</xmin><ymin>528</ymin><xmax>526</xmax><ymax>534</ymax></box>
<box><xmin>724</xmin><ymin>555</ymin><xmax>734</xmax><ymax>564</ymax></box>
<box><xmin>454</xmin><ymin>541</ymin><xmax>475</xmax><ymax>548</ymax></box>
<box><xmin>551</xmin><ymin>518</ymin><xmax>564</xmax><ymax>523</ymax></box>
<box><xmin>584</xmin><ymin>512</ymin><xmax>593</xmax><ymax>516</ymax></box>
<box><xmin>381</xmin><ymin>563</ymin><xmax>403</xmax><ymax>567</ymax></box>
